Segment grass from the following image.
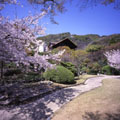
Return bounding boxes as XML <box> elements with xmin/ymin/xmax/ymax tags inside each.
<box><xmin>52</xmin><ymin>77</ymin><xmax>120</xmax><ymax>120</ymax></box>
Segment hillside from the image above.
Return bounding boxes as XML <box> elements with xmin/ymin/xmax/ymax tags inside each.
<box><xmin>90</xmin><ymin>34</ymin><xmax>120</xmax><ymax>46</ymax></box>
<box><xmin>37</xmin><ymin>32</ymin><xmax>101</xmax><ymax>49</ymax></box>
<box><xmin>37</xmin><ymin>33</ymin><xmax>120</xmax><ymax>49</ymax></box>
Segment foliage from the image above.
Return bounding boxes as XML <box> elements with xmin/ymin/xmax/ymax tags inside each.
<box><xmin>102</xmin><ymin>65</ymin><xmax>112</xmax><ymax>75</ymax></box>
<box><xmin>4</xmin><ymin>69</ymin><xmax>21</xmax><ymax>76</ymax></box>
<box><xmin>0</xmin><ymin>11</ymin><xmax>54</xmax><ymax>70</ymax></box>
<box><xmin>24</xmin><ymin>72</ymin><xmax>43</xmax><ymax>83</ymax></box>
<box><xmin>72</xmin><ymin>50</ymin><xmax>88</xmax><ymax>75</ymax></box>
<box><xmin>91</xmin><ymin>62</ymin><xmax>101</xmax><ymax>74</ymax></box>
<box><xmin>0</xmin><ymin>11</ymin><xmax>65</xmax><ymax>78</ymax></box>
<box><xmin>102</xmin><ymin>65</ymin><xmax>120</xmax><ymax>75</ymax></box>
<box><xmin>105</xmin><ymin>42</ymin><xmax>120</xmax><ymax>51</ymax></box>
<box><xmin>86</xmin><ymin>45</ymin><xmax>103</xmax><ymax>52</ymax></box>
<box><xmin>27</xmin><ymin>0</ymin><xmax>120</xmax><ymax>22</ymax></box>
<box><xmin>43</xmin><ymin>69</ymin><xmax>56</xmax><ymax>81</ymax></box>
<box><xmin>60</xmin><ymin>62</ymin><xmax>77</xmax><ymax>76</ymax></box>
<box><xmin>59</xmin><ymin>49</ymin><xmax>88</xmax><ymax>76</ymax></box>
<box><xmin>38</xmin><ymin>33</ymin><xmax>101</xmax><ymax>49</ymax></box>
<box><xmin>81</xmin><ymin>67</ymin><xmax>88</xmax><ymax>73</ymax></box>
<box><xmin>43</xmin><ymin>66</ymin><xmax>75</xmax><ymax>84</ymax></box>
<box><xmin>39</xmin><ymin>33</ymin><xmax>120</xmax><ymax>51</ymax></box>
<box><xmin>91</xmin><ymin>34</ymin><xmax>120</xmax><ymax>46</ymax></box>
<box><xmin>86</xmin><ymin>62</ymin><xmax>101</xmax><ymax>74</ymax></box>
<box><xmin>37</xmin><ymin>32</ymin><xmax>71</xmax><ymax>45</ymax></box>
<box><xmin>72</xmin><ymin>34</ymin><xmax>100</xmax><ymax>49</ymax></box>
<box><xmin>109</xmin><ymin>36</ymin><xmax>120</xmax><ymax>45</ymax></box>
<box><xmin>60</xmin><ymin>47</ymin><xmax>74</xmax><ymax>62</ymax></box>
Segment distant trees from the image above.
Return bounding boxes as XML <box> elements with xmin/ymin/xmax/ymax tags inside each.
<box><xmin>56</xmin><ymin>47</ymin><xmax>88</xmax><ymax>76</ymax></box>
<box><xmin>86</xmin><ymin>45</ymin><xmax>103</xmax><ymax>52</ymax></box>
<box><xmin>72</xmin><ymin>50</ymin><xmax>88</xmax><ymax>76</ymax></box>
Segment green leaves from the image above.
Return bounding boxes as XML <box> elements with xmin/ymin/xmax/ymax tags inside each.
<box><xmin>43</xmin><ymin>66</ymin><xmax>75</xmax><ymax>84</ymax></box>
<box><xmin>86</xmin><ymin>45</ymin><xmax>103</xmax><ymax>52</ymax></box>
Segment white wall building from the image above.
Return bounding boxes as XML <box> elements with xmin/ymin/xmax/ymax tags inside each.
<box><xmin>38</xmin><ymin>40</ymin><xmax>48</xmax><ymax>52</ymax></box>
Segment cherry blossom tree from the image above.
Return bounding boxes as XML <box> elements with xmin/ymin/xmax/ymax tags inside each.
<box><xmin>0</xmin><ymin>9</ymin><xmax>64</xmax><ymax>78</ymax></box>
<box><xmin>0</xmin><ymin>0</ymin><xmax>17</xmax><ymax>11</ymax></box>
<box><xmin>28</xmin><ymin>0</ymin><xmax>120</xmax><ymax>14</ymax></box>
<box><xmin>104</xmin><ymin>49</ymin><xmax>120</xmax><ymax>70</ymax></box>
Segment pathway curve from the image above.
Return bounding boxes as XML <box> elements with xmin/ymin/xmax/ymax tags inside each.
<box><xmin>0</xmin><ymin>75</ymin><xmax>120</xmax><ymax>120</ymax></box>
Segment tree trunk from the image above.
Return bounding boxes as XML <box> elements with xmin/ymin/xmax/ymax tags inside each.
<box><xmin>0</xmin><ymin>61</ymin><xmax>4</xmax><ymax>79</ymax></box>
<box><xmin>77</xmin><ymin>67</ymin><xmax>80</xmax><ymax>79</ymax></box>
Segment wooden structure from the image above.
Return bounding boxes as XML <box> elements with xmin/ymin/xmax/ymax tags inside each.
<box><xmin>48</xmin><ymin>38</ymin><xmax>77</xmax><ymax>50</ymax></box>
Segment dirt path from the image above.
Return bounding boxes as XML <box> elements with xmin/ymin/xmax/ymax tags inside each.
<box><xmin>0</xmin><ymin>75</ymin><xmax>120</xmax><ymax>120</ymax></box>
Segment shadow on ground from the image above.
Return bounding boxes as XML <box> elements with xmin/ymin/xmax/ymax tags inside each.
<box><xmin>82</xmin><ymin>109</ymin><xmax>120</xmax><ymax>120</ymax></box>
<box><xmin>7</xmin><ymin>88</ymin><xmax>78</xmax><ymax>120</ymax></box>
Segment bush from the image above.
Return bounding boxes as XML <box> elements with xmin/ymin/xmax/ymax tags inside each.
<box><xmin>4</xmin><ymin>69</ymin><xmax>21</xmax><ymax>76</ymax></box>
<box><xmin>102</xmin><ymin>65</ymin><xmax>111</xmax><ymax>75</ymax></box>
<box><xmin>102</xmin><ymin>65</ymin><xmax>120</xmax><ymax>75</ymax></box>
<box><xmin>85</xmin><ymin>62</ymin><xmax>101</xmax><ymax>75</ymax></box>
<box><xmin>60</xmin><ymin>62</ymin><xmax>77</xmax><ymax>76</ymax></box>
<box><xmin>24</xmin><ymin>72</ymin><xmax>43</xmax><ymax>83</ymax></box>
<box><xmin>43</xmin><ymin>66</ymin><xmax>75</xmax><ymax>84</ymax></box>
<box><xmin>81</xmin><ymin>67</ymin><xmax>87</xmax><ymax>73</ymax></box>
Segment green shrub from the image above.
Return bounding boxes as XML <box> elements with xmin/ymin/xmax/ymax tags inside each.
<box><xmin>43</xmin><ymin>66</ymin><xmax>75</xmax><ymax>84</ymax></box>
<box><xmin>4</xmin><ymin>69</ymin><xmax>21</xmax><ymax>76</ymax></box>
<box><xmin>24</xmin><ymin>72</ymin><xmax>43</xmax><ymax>83</ymax></box>
<box><xmin>43</xmin><ymin>69</ymin><xmax>56</xmax><ymax>81</ymax></box>
<box><xmin>60</xmin><ymin>62</ymin><xmax>77</xmax><ymax>76</ymax></box>
<box><xmin>102</xmin><ymin>65</ymin><xmax>120</xmax><ymax>75</ymax></box>
<box><xmin>86</xmin><ymin>62</ymin><xmax>101</xmax><ymax>75</ymax></box>
<box><xmin>81</xmin><ymin>67</ymin><xmax>87</xmax><ymax>73</ymax></box>
<box><xmin>102</xmin><ymin>65</ymin><xmax>113</xmax><ymax>75</ymax></box>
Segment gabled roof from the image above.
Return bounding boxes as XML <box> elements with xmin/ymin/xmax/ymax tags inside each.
<box><xmin>50</xmin><ymin>38</ymin><xmax>77</xmax><ymax>49</ymax></box>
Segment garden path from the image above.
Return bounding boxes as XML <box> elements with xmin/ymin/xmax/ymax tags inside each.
<box><xmin>0</xmin><ymin>75</ymin><xmax>120</xmax><ymax>120</ymax></box>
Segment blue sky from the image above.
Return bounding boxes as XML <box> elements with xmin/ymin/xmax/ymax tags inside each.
<box><xmin>1</xmin><ymin>0</ymin><xmax>120</xmax><ymax>36</ymax></box>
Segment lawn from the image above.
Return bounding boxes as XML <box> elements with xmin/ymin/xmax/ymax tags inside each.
<box><xmin>52</xmin><ymin>77</ymin><xmax>120</xmax><ymax>120</ymax></box>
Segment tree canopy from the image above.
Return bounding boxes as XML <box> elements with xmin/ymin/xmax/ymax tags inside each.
<box><xmin>0</xmin><ymin>0</ymin><xmax>119</xmax><ymax>23</ymax></box>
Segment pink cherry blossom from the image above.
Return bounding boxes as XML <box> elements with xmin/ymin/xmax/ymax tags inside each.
<box><xmin>104</xmin><ymin>49</ymin><xmax>120</xmax><ymax>69</ymax></box>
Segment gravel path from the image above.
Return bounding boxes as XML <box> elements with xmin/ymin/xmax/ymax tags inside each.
<box><xmin>0</xmin><ymin>75</ymin><xmax>120</xmax><ymax>120</ymax></box>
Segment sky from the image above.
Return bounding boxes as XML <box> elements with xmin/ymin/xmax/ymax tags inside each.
<box><xmin>1</xmin><ymin>0</ymin><xmax>120</xmax><ymax>36</ymax></box>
